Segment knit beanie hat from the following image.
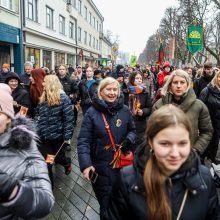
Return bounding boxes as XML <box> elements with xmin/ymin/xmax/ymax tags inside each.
<box><xmin>2</xmin><ymin>63</ymin><xmax>10</xmax><ymax>70</ymax></box>
<box><xmin>0</xmin><ymin>83</ymin><xmax>14</xmax><ymax>119</ymax></box>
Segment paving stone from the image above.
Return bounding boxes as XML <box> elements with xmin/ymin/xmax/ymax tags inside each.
<box><xmin>63</xmin><ymin>200</ymin><xmax>84</xmax><ymax>220</ymax></box>
<box><xmin>58</xmin><ymin>210</ymin><xmax>72</xmax><ymax>220</ymax></box>
<box><xmin>88</xmin><ymin>196</ymin><xmax>100</xmax><ymax>213</ymax></box>
<box><xmin>53</xmin><ymin>187</ymin><xmax>68</xmax><ymax>208</ymax></box>
<box><xmin>76</xmin><ymin>176</ymin><xmax>93</xmax><ymax>194</ymax></box>
<box><xmin>68</xmin><ymin>191</ymin><xmax>87</xmax><ymax>214</ymax></box>
<box><xmin>84</xmin><ymin>205</ymin><xmax>100</xmax><ymax>220</ymax></box>
<box><xmin>72</xmin><ymin>183</ymin><xmax>91</xmax><ymax>203</ymax></box>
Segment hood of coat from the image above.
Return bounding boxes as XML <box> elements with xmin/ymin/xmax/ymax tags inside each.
<box><xmin>133</xmin><ymin>141</ymin><xmax>207</xmax><ymax>193</ymax></box>
<box><xmin>207</xmin><ymin>83</ymin><xmax>220</xmax><ymax>99</ymax></box>
<box><xmin>92</xmin><ymin>93</ymin><xmax>124</xmax><ymax>115</ymax></box>
<box><xmin>0</xmin><ymin>116</ymin><xmax>38</xmax><ymax>149</ymax></box>
<box><xmin>161</xmin><ymin>88</ymin><xmax>196</xmax><ymax>112</ymax></box>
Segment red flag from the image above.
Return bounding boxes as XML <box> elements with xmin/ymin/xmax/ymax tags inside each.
<box><xmin>157</xmin><ymin>39</ymin><xmax>165</xmax><ymax>65</ymax></box>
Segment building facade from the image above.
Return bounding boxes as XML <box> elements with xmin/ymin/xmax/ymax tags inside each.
<box><xmin>0</xmin><ymin>0</ymin><xmax>23</xmax><ymax>74</ymax></box>
<box><xmin>23</xmin><ymin>0</ymin><xmax>104</xmax><ymax>71</ymax></box>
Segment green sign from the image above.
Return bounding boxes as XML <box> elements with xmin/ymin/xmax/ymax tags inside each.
<box><xmin>101</xmin><ymin>58</ymin><xmax>107</xmax><ymax>66</ymax></box>
<box><xmin>187</xmin><ymin>26</ymin><xmax>203</xmax><ymax>54</ymax></box>
<box><xmin>130</xmin><ymin>55</ymin><xmax>137</xmax><ymax>67</ymax></box>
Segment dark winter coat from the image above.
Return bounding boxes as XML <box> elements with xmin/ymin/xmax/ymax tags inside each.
<box><xmin>194</xmin><ymin>72</ymin><xmax>215</xmax><ymax>97</ymax></box>
<box><xmin>125</xmin><ymin>92</ymin><xmax>152</xmax><ymax>137</ymax></box>
<box><xmin>0</xmin><ymin>116</ymin><xmax>54</xmax><ymax>219</ymax></box>
<box><xmin>106</xmin><ymin>143</ymin><xmax>220</xmax><ymax>220</ymax></box>
<box><xmin>35</xmin><ymin>92</ymin><xmax>74</xmax><ymax>141</ymax></box>
<box><xmin>153</xmin><ymin>88</ymin><xmax>213</xmax><ymax>154</ymax></box>
<box><xmin>12</xmin><ymin>86</ymin><xmax>32</xmax><ymax>116</ymax></box>
<box><xmin>78</xmin><ymin>79</ymin><xmax>98</xmax><ymax>106</ymax></box>
<box><xmin>77</xmin><ymin>94</ymin><xmax>136</xmax><ymax>204</ymax></box>
<box><xmin>59</xmin><ymin>75</ymin><xmax>78</xmax><ymax>96</ymax></box>
<box><xmin>200</xmin><ymin>84</ymin><xmax>220</xmax><ymax>160</ymax></box>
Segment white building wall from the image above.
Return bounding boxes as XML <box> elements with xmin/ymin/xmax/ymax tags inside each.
<box><xmin>24</xmin><ymin>0</ymin><xmax>104</xmax><ymax>68</ymax></box>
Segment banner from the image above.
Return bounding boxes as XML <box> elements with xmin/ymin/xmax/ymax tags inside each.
<box><xmin>157</xmin><ymin>38</ymin><xmax>165</xmax><ymax>65</ymax></box>
<box><xmin>111</xmin><ymin>43</ymin><xmax>118</xmax><ymax>60</ymax></box>
<box><xmin>130</xmin><ymin>55</ymin><xmax>137</xmax><ymax>67</ymax></box>
<box><xmin>187</xmin><ymin>26</ymin><xmax>203</xmax><ymax>54</ymax></box>
<box><xmin>168</xmin><ymin>36</ymin><xmax>175</xmax><ymax>60</ymax></box>
<box><xmin>101</xmin><ymin>58</ymin><xmax>107</xmax><ymax>66</ymax></box>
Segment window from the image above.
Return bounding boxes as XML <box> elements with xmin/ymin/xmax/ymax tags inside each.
<box><xmin>73</xmin><ymin>0</ymin><xmax>76</xmax><ymax>8</ymax></box>
<box><xmin>84</xmin><ymin>31</ymin><xmax>87</xmax><ymax>45</ymax></box>
<box><xmin>84</xmin><ymin>6</ymin><xmax>87</xmax><ymax>20</ymax></box>
<box><xmin>69</xmin><ymin>22</ymin><xmax>75</xmax><ymax>39</ymax></box>
<box><xmin>96</xmin><ymin>21</ymin><xmax>98</xmax><ymax>31</ymax></box>
<box><xmin>89</xmin><ymin>12</ymin><xmax>92</xmax><ymax>24</ymax></box>
<box><xmin>93</xmin><ymin>16</ymin><xmax>95</xmax><ymax>27</ymax></box>
<box><xmin>59</xmin><ymin>15</ymin><xmax>65</xmax><ymax>34</ymax></box>
<box><xmin>25</xmin><ymin>47</ymin><xmax>40</xmax><ymax>68</ymax></box>
<box><xmin>46</xmin><ymin>6</ymin><xmax>53</xmax><ymax>29</ymax></box>
<box><xmin>55</xmin><ymin>52</ymin><xmax>65</xmax><ymax>66</ymax></box>
<box><xmin>78</xmin><ymin>27</ymin><xmax>81</xmax><ymax>42</ymax></box>
<box><xmin>27</xmin><ymin>0</ymin><xmax>37</xmax><ymax>20</ymax></box>
<box><xmin>89</xmin><ymin>34</ymin><xmax>91</xmax><ymax>47</ymax></box>
<box><xmin>1</xmin><ymin>0</ymin><xmax>19</xmax><ymax>13</ymax></box>
<box><xmin>99</xmin><ymin>23</ymin><xmax>102</xmax><ymax>32</ymax></box>
<box><xmin>43</xmin><ymin>50</ymin><xmax>52</xmax><ymax>69</ymax></box>
<box><xmin>93</xmin><ymin>37</ymin><xmax>95</xmax><ymax>49</ymax></box>
<box><xmin>78</xmin><ymin>0</ymin><xmax>81</xmax><ymax>14</ymax></box>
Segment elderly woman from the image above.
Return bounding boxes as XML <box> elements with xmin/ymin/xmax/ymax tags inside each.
<box><xmin>153</xmin><ymin>69</ymin><xmax>213</xmax><ymax>156</ymax></box>
<box><xmin>0</xmin><ymin>83</ymin><xmax>54</xmax><ymax>219</ymax></box>
<box><xmin>77</xmin><ymin>77</ymin><xmax>136</xmax><ymax>219</ymax></box>
<box><xmin>200</xmin><ymin>69</ymin><xmax>220</xmax><ymax>163</ymax></box>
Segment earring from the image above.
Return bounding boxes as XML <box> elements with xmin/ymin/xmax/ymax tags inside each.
<box><xmin>150</xmin><ymin>148</ymin><xmax>154</xmax><ymax>154</ymax></box>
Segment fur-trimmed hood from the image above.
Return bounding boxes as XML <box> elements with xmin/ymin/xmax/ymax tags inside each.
<box><xmin>0</xmin><ymin>116</ymin><xmax>38</xmax><ymax>149</ymax></box>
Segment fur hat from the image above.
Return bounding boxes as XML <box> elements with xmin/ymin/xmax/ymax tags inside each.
<box><xmin>2</xmin><ymin>63</ymin><xmax>10</xmax><ymax>70</ymax></box>
<box><xmin>0</xmin><ymin>83</ymin><xmax>14</xmax><ymax>119</ymax></box>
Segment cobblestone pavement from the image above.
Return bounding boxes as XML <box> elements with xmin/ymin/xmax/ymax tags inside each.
<box><xmin>41</xmin><ymin>112</ymin><xmax>100</xmax><ymax>220</ymax></box>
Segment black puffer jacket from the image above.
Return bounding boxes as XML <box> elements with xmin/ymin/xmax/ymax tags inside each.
<box><xmin>0</xmin><ymin>116</ymin><xmax>54</xmax><ymax>219</ymax></box>
<box><xmin>78</xmin><ymin>79</ymin><xmax>99</xmax><ymax>106</ymax></box>
<box><xmin>106</xmin><ymin>143</ymin><xmax>220</xmax><ymax>220</ymax></box>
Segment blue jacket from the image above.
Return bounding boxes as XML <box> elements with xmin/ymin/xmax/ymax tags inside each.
<box><xmin>77</xmin><ymin>94</ymin><xmax>136</xmax><ymax>172</ymax></box>
<box><xmin>35</xmin><ymin>92</ymin><xmax>74</xmax><ymax>141</ymax></box>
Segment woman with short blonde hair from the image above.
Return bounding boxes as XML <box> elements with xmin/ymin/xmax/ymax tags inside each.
<box><xmin>78</xmin><ymin>76</ymin><xmax>136</xmax><ymax>219</ymax></box>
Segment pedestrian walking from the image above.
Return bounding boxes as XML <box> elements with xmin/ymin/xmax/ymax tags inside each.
<box><xmin>0</xmin><ymin>83</ymin><xmax>54</xmax><ymax>219</ymax></box>
<box><xmin>153</xmin><ymin>69</ymin><xmax>213</xmax><ymax>156</ymax></box>
<box><xmin>35</xmin><ymin>75</ymin><xmax>74</xmax><ymax>187</ymax></box>
<box><xmin>77</xmin><ymin>77</ymin><xmax>136</xmax><ymax>219</ymax></box>
<box><xmin>200</xmin><ymin>69</ymin><xmax>220</xmax><ymax>163</ymax></box>
<box><xmin>106</xmin><ymin>105</ymin><xmax>220</xmax><ymax>220</ymax></box>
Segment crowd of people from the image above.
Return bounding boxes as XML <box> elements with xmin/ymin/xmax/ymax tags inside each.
<box><xmin>0</xmin><ymin>60</ymin><xmax>220</xmax><ymax>219</ymax></box>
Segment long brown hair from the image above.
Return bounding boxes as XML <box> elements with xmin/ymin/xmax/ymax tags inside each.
<box><xmin>144</xmin><ymin>105</ymin><xmax>191</xmax><ymax>220</ymax></box>
<box><xmin>30</xmin><ymin>68</ymin><xmax>46</xmax><ymax>104</ymax></box>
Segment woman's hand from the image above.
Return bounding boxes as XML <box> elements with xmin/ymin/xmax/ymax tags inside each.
<box><xmin>137</xmin><ymin>109</ymin><xmax>143</xmax><ymax>116</ymax></box>
<box><xmin>83</xmin><ymin>166</ymin><xmax>95</xmax><ymax>181</ymax></box>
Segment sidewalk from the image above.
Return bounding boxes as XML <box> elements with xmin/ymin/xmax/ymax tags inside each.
<box><xmin>41</xmin><ymin>112</ymin><xmax>100</xmax><ymax>220</ymax></box>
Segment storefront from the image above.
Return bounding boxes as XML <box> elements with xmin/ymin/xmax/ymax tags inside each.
<box><xmin>43</xmin><ymin>50</ymin><xmax>52</xmax><ymax>69</ymax></box>
<box><xmin>25</xmin><ymin>47</ymin><xmax>40</xmax><ymax>68</ymax></box>
<box><xmin>0</xmin><ymin>22</ymin><xmax>23</xmax><ymax>74</ymax></box>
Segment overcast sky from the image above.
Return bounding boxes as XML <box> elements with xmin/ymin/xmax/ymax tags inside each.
<box><xmin>92</xmin><ymin>0</ymin><xmax>177</xmax><ymax>56</ymax></box>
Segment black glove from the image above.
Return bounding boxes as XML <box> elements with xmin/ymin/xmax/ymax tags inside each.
<box><xmin>120</xmin><ymin>139</ymin><xmax>132</xmax><ymax>154</ymax></box>
<box><xmin>0</xmin><ymin>171</ymin><xmax>18</xmax><ymax>200</ymax></box>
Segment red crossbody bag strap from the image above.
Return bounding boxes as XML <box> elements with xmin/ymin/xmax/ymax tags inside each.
<box><xmin>101</xmin><ymin>112</ymin><xmax>116</xmax><ymax>151</ymax></box>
